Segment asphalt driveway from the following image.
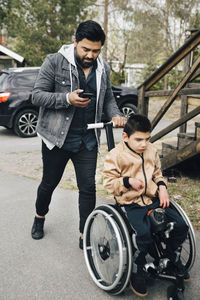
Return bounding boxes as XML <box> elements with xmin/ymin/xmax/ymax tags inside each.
<box><xmin>0</xmin><ymin>170</ymin><xmax>199</xmax><ymax>300</ymax></box>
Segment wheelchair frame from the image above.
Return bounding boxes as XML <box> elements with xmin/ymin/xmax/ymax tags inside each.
<box><xmin>83</xmin><ymin>201</ymin><xmax>196</xmax><ymax>296</ymax></box>
<box><xmin>83</xmin><ymin>123</ymin><xmax>196</xmax><ymax>299</ymax></box>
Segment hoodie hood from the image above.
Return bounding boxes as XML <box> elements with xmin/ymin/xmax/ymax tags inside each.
<box><xmin>58</xmin><ymin>44</ymin><xmax>76</xmax><ymax>66</ymax></box>
<box><xmin>58</xmin><ymin>43</ymin><xmax>105</xmax><ymax>72</ymax></box>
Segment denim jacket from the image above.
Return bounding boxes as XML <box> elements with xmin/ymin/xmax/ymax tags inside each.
<box><xmin>32</xmin><ymin>44</ymin><xmax>121</xmax><ymax>148</ymax></box>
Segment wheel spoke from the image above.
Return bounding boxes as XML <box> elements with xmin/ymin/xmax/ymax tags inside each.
<box><xmin>122</xmin><ymin>106</ymin><xmax>135</xmax><ymax>119</ymax></box>
<box><xmin>18</xmin><ymin>112</ymin><xmax>37</xmax><ymax>136</ymax></box>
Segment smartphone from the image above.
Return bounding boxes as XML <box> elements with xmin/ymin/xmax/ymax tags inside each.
<box><xmin>79</xmin><ymin>92</ymin><xmax>94</xmax><ymax>98</ymax></box>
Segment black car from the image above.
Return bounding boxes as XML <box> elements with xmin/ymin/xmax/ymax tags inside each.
<box><xmin>0</xmin><ymin>67</ymin><xmax>138</xmax><ymax>137</ymax></box>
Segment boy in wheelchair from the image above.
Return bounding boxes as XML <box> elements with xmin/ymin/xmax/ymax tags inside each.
<box><xmin>103</xmin><ymin>114</ymin><xmax>189</xmax><ymax>297</ymax></box>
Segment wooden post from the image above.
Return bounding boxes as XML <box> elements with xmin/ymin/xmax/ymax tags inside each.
<box><xmin>144</xmin><ymin>96</ymin><xmax>149</xmax><ymax>116</ymax></box>
<box><xmin>180</xmin><ymin>95</ymin><xmax>188</xmax><ymax>133</ymax></box>
<box><xmin>138</xmin><ymin>85</ymin><xmax>148</xmax><ymax>115</ymax></box>
<box><xmin>180</xmin><ymin>36</ymin><xmax>192</xmax><ymax>133</ymax></box>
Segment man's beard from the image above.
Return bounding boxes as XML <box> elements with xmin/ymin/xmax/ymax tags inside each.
<box><xmin>76</xmin><ymin>53</ymin><xmax>95</xmax><ymax>68</ymax></box>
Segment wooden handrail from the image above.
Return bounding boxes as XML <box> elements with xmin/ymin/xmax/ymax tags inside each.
<box><xmin>138</xmin><ymin>30</ymin><xmax>200</xmax><ymax>91</ymax></box>
<box><xmin>150</xmin><ymin>106</ymin><xmax>200</xmax><ymax>143</ymax></box>
<box><xmin>137</xmin><ymin>29</ymin><xmax>200</xmax><ymax>149</ymax></box>
<box><xmin>151</xmin><ymin>55</ymin><xmax>200</xmax><ymax>129</ymax></box>
<box><xmin>145</xmin><ymin>86</ymin><xmax>200</xmax><ymax>97</ymax></box>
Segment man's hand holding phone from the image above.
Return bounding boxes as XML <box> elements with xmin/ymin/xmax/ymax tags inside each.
<box><xmin>68</xmin><ymin>89</ymin><xmax>94</xmax><ymax>107</ymax></box>
<box><xmin>79</xmin><ymin>92</ymin><xmax>94</xmax><ymax>98</ymax></box>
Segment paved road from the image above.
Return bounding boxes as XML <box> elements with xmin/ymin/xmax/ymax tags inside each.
<box><xmin>0</xmin><ymin>121</ymin><xmax>184</xmax><ymax>153</ymax></box>
<box><xmin>0</xmin><ymin>171</ymin><xmax>199</xmax><ymax>300</ymax></box>
<box><xmin>0</xmin><ymin>124</ymin><xmax>199</xmax><ymax>299</ymax></box>
<box><xmin>0</xmin><ymin>126</ymin><xmax>125</xmax><ymax>153</ymax></box>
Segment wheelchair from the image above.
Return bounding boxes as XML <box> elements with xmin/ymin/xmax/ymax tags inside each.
<box><xmin>83</xmin><ymin>123</ymin><xmax>196</xmax><ymax>300</ymax></box>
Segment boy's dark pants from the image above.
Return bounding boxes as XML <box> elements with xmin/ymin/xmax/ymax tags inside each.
<box><xmin>124</xmin><ymin>199</ymin><xmax>188</xmax><ymax>265</ymax></box>
<box><xmin>35</xmin><ymin>141</ymin><xmax>98</xmax><ymax>233</ymax></box>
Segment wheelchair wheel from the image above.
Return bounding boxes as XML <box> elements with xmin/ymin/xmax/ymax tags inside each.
<box><xmin>170</xmin><ymin>199</ymin><xmax>196</xmax><ymax>271</ymax></box>
<box><xmin>83</xmin><ymin>204</ymin><xmax>132</xmax><ymax>295</ymax></box>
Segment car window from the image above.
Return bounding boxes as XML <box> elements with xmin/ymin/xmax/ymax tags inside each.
<box><xmin>15</xmin><ymin>72</ymin><xmax>39</xmax><ymax>88</ymax></box>
<box><xmin>0</xmin><ymin>72</ymin><xmax>9</xmax><ymax>90</ymax></box>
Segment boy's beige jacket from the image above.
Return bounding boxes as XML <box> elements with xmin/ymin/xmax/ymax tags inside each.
<box><xmin>103</xmin><ymin>141</ymin><xmax>166</xmax><ymax>206</ymax></box>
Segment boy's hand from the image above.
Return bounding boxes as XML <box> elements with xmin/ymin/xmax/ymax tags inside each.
<box><xmin>159</xmin><ymin>185</ymin><xmax>170</xmax><ymax>208</ymax></box>
<box><xmin>129</xmin><ymin>178</ymin><xmax>144</xmax><ymax>191</ymax></box>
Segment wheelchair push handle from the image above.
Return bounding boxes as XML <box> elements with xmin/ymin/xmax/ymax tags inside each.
<box><xmin>87</xmin><ymin>121</ymin><xmax>116</xmax><ymax>130</ymax></box>
<box><xmin>87</xmin><ymin>122</ymin><xmax>115</xmax><ymax>151</ymax></box>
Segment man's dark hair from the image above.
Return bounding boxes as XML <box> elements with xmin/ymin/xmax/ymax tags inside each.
<box><xmin>124</xmin><ymin>114</ymin><xmax>152</xmax><ymax>137</ymax></box>
<box><xmin>75</xmin><ymin>20</ymin><xmax>106</xmax><ymax>45</ymax></box>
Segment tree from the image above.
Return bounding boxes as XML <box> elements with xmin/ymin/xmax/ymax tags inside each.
<box><xmin>0</xmin><ymin>0</ymin><xmax>11</xmax><ymax>44</ymax></box>
<box><xmin>5</xmin><ymin>0</ymin><xmax>95</xmax><ymax>66</ymax></box>
<box><xmin>103</xmin><ymin>0</ymin><xmax>109</xmax><ymax>61</ymax></box>
<box><xmin>2</xmin><ymin>0</ymin><xmax>200</xmax><ymax>87</ymax></box>
<box><xmin>0</xmin><ymin>0</ymin><xmax>10</xmax><ymax>23</ymax></box>
<box><xmin>92</xmin><ymin>0</ymin><xmax>135</xmax><ymax>84</ymax></box>
<box><xmin>129</xmin><ymin>0</ymin><xmax>200</xmax><ymax>88</ymax></box>
<box><xmin>91</xmin><ymin>0</ymin><xmax>200</xmax><ymax>87</ymax></box>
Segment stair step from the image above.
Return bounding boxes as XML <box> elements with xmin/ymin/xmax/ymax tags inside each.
<box><xmin>177</xmin><ymin>133</ymin><xmax>196</xmax><ymax>149</ymax></box>
<box><xmin>195</xmin><ymin>122</ymin><xmax>200</xmax><ymax>139</ymax></box>
<box><xmin>161</xmin><ymin>140</ymin><xmax>200</xmax><ymax>171</ymax></box>
<box><xmin>162</xmin><ymin>142</ymin><xmax>178</xmax><ymax>157</ymax></box>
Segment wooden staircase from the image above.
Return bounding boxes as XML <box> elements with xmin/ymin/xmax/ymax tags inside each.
<box><xmin>137</xmin><ymin>29</ymin><xmax>200</xmax><ymax>173</ymax></box>
<box><xmin>161</xmin><ymin>122</ymin><xmax>200</xmax><ymax>171</ymax></box>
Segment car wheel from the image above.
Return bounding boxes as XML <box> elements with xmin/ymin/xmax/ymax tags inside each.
<box><xmin>13</xmin><ymin>109</ymin><xmax>38</xmax><ymax>137</ymax></box>
<box><xmin>120</xmin><ymin>103</ymin><xmax>137</xmax><ymax>119</ymax></box>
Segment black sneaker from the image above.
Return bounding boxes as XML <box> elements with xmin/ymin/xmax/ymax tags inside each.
<box><xmin>79</xmin><ymin>237</ymin><xmax>83</xmax><ymax>250</ymax></box>
<box><xmin>130</xmin><ymin>268</ymin><xmax>148</xmax><ymax>297</ymax></box>
<box><xmin>31</xmin><ymin>216</ymin><xmax>45</xmax><ymax>239</ymax></box>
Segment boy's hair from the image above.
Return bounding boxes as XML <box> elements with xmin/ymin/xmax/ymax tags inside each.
<box><xmin>75</xmin><ymin>20</ymin><xmax>106</xmax><ymax>45</ymax></box>
<box><xmin>124</xmin><ymin>114</ymin><xmax>152</xmax><ymax>137</ymax></box>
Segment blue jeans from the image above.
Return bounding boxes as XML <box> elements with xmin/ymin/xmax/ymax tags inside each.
<box><xmin>124</xmin><ymin>199</ymin><xmax>188</xmax><ymax>259</ymax></box>
<box><xmin>35</xmin><ymin>141</ymin><xmax>98</xmax><ymax>233</ymax></box>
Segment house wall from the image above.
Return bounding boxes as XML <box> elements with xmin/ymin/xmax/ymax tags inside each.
<box><xmin>124</xmin><ymin>67</ymin><xmax>146</xmax><ymax>88</ymax></box>
<box><xmin>110</xmin><ymin>61</ymin><xmax>146</xmax><ymax>88</ymax></box>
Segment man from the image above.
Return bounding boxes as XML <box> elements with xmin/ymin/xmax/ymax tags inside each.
<box><xmin>31</xmin><ymin>20</ymin><xmax>125</xmax><ymax>249</ymax></box>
